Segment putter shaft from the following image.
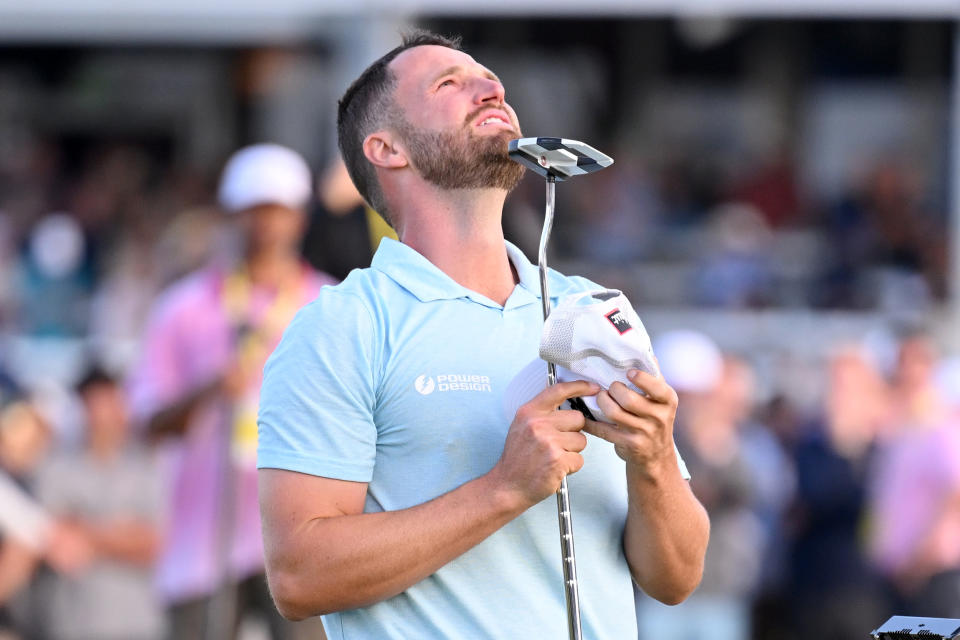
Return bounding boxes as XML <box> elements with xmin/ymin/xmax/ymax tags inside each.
<box><xmin>538</xmin><ymin>176</ymin><xmax>583</xmax><ymax>640</ymax></box>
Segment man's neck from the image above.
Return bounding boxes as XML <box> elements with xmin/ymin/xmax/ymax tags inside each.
<box><xmin>397</xmin><ymin>185</ymin><xmax>517</xmax><ymax>305</ymax></box>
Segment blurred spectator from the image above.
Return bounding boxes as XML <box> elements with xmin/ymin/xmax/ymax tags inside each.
<box><xmin>90</xmin><ymin>206</ymin><xmax>228</xmax><ymax>372</ymax></box>
<box><xmin>153</xmin><ymin>206</ymin><xmax>226</xmax><ymax>286</ymax></box>
<box><xmin>127</xmin><ymin>144</ymin><xmax>334</xmax><ymax>640</ymax></box>
<box><xmin>732</xmin><ymin>359</ymin><xmax>795</xmax><ymax>598</ymax></box>
<box><xmin>33</xmin><ymin>366</ymin><xmax>166</xmax><ymax>640</ymax></box>
<box><xmin>788</xmin><ymin>346</ymin><xmax>891</xmax><ymax>639</ymax></box>
<box><xmin>691</xmin><ymin>202</ymin><xmax>775</xmax><ymax>308</ymax></box>
<box><xmin>868</xmin><ymin>332</ymin><xmax>960</xmax><ymax>617</ymax></box>
<box><xmin>0</xmin><ymin>211</ymin><xmax>15</xmax><ymax>329</ymax></box>
<box><xmin>730</xmin><ymin>149</ymin><xmax>802</xmax><ymax>230</ymax></box>
<box><xmin>301</xmin><ymin>157</ymin><xmax>391</xmax><ymax>281</ymax></box>
<box><xmin>815</xmin><ymin>160</ymin><xmax>942</xmax><ymax>310</ymax></box>
<box><xmin>562</xmin><ymin>159</ymin><xmax>662</xmax><ymax>264</ymax></box>
<box><xmin>14</xmin><ymin>213</ymin><xmax>92</xmax><ymax>336</ymax></box>
<box><xmin>0</xmin><ymin>399</ymin><xmax>52</xmax><ymax>638</ymax></box>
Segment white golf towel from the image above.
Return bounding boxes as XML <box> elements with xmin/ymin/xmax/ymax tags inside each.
<box><xmin>505</xmin><ymin>289</ymin><xmax>659</xmax><ymax>424</ymax></box>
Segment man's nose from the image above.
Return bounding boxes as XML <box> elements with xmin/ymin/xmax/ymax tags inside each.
<box><xmin>474</xmin><ymin>77</ymin><xmax>506</xmax><ymax>104</ymax></box>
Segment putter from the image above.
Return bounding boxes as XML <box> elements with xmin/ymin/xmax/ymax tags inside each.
<box><xmin>509</xmin><ymin>137</ymin><xmax>613</xmax><ymax>640</ymax></box>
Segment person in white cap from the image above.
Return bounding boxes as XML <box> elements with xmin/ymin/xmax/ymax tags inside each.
<box><xmin>258</xmin><ymin>32</ymin><xmax>709</xmax><ymax>639</ymax></box>
<box><xmin>127</xmin><ymin>144</ymin><xmax>335</xmax><ymax>640</ymax></box>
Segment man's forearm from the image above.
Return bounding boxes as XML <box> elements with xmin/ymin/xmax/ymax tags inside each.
<box><xmin>623</xmin><ymin>459</ymin><xmax>709</xmax><ymax>605</ymax></box>
<box><xmin>87</xmin><ymin>520</ymin><xmax>161</xmax><ymax>566</ymax></box>
<box><xmin>145</xmin><ymin>379</ymin><xmax>220</xmax><ymax>441</ymax></box>
<box><xmin>262</xmin><ymin>469</ymin><xmax>528</xmax><ymax>620</ymax></box>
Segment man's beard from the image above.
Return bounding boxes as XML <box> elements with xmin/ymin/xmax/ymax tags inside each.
<box><xmin>397</xmin><ymin>117</ymin><xmax>526</xmax><ymax>192</ymax></box>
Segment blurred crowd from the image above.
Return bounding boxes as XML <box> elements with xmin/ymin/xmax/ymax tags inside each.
<box><xmin>0</xmin><ymin>133</ymin><xmax>958</xmax><ymax>640</ymax></box>
<box><xmin>503</xmin><ymin>150</ymin><xmax>947</xmax><ymax>315</ymax></box>
<box><xmin>638</xmin><ymin>327</ymin><xmax>960</xmax><ymax>640</ymax></box>
<box><xmin>0</xmin><ymin>127</ymin><xmax>950</xmax><ymax>349</ymax></box>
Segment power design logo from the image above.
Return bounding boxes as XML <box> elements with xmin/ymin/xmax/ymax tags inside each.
<box><xmin>415</xmin><ymin>375</ymin><xmax>436</xmax><ymax>395</ymax></box>
<box><xmin>414</xmin><ymin>374</ymin><xmax>492</xmax><ymax>395</ymax></box>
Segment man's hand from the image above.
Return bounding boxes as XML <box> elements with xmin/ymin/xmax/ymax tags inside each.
<box><xmin>45</xmin><ymin>520</ymin><xmax>96</xmax><ymax>576</ymax></box>
<box><xmin>583</xmin><ymin>370</ymin><xmax>678</xmax><ymax>475</ymax></box>
<box><xmin>492</xmin><ymin>380</ymin><xmax>600</xmax><ymax>507</ymax></box>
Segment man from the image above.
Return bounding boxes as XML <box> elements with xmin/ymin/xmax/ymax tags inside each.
<box><xmin>258</xmin><ymin>32</ymin><xmax>709</xmax><ymax>639</ymax></box>
<box><xmin>128</xmin><ymin>144</ymin><xmax>335</xmax><ymax>639</ymax></box>
<box><xmin>35</xmin><ymin>367</ymin><xmax>166</xmax><ymax>640</ymax></box>
<box><xmin>869</xmin><ymin>332</ymin><xmax>960</xmax><ymax>617</ymax></box>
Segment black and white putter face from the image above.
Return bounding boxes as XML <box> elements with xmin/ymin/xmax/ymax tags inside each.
<box><xmin>508</xmin><ymin>137</ymin><xmax>614</xmax><ymax>181</ymax></box>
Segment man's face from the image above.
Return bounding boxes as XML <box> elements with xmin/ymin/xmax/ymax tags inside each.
<box><xmin>387</xmin><ymin>45</ymin><xmax>526</xmax><ymax>191</ymax></box>
<box><xmin>240</xmin><ymin>203</ymin><xmax>306</xmax><ymax>255</ymax></box>
<box><xmin>83</xmin><ymin>383</ymin><xmax>128</xmax><ymax>446</ymax></box>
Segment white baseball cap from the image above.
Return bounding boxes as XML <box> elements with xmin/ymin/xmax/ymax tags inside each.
<box><xmin>652</xmin><ymin>329</ymin><xmax>722</xmax><ymax>394</ymax></box>
<box><xmin>504</xmin><ymin>289</ymin><xmax>659</xmax><ymax>424</ymax></box>
<box><xmin>217</xmin><ymin>143</ymin><xmax>312</xmax><ymax>214</ymax></box>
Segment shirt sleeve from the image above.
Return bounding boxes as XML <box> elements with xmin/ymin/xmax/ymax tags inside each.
<box><xmin>257</xmin><ymin>290</ymin><xmax>379</xmax><ymax>483</ymax></box>
<box><xmin>125</xmin><ymin>290</ymin><xmax>190</xmax><ymax>426</ymax></box>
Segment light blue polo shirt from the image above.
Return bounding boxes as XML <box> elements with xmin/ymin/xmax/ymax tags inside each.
<box><xmin>258</xmin><ymin>238</ymin><xmax>673</xmax><ymax>639</ymax></box>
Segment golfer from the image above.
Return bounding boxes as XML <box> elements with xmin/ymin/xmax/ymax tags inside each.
<box><xmin>257</xmin><ymin>31</ymin><xmax>709</xmax><ymax>639</ymax></box>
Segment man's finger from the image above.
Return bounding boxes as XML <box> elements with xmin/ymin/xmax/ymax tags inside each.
<box><xmin>596</xmin><ymin>390</ymin><xmax>645</xmax><ymax>430</ymax></box>
<box><xmin>606</xmin><ymin>382</ymin><xmax>654</xmax><ymax>416</ymax></box>
<box><xmin>626</xmin><ymin>370</ymin><xmax>676</xmax><ymax>405</ymax></box>
<box><xmin>582</xmin><ymin>419</ymin><xmax>623</xmax><ymax>445</ymax></box>
<box><xmin>558</xmin><ymin>431</ymin><xmax>588</xmax><ymax>453</ymax></box>
<box><xmin>553</xmin><ymin>409</ymin><xmax>588</xmax><ymax>432</ymax></box>
<box><xmin>563</xmin><ymin>451</ymin><xmax>585</xmax><ymax>475</ymax></box>
<box><xmin>532</xmin><ymin>380</ymin><xmax>600</xmax><ymax>411</ymax></box>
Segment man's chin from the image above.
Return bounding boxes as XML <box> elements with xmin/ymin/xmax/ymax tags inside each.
<box><xmin>474</xmin><ymin>130</ymin><xmax>518</xmax><ymax>160</ymax></box>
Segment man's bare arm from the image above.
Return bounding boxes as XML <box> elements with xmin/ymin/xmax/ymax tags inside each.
<box><xmin>85</xmin><ymin>519</ymin><xmax>162</xmax><ymax>567</ymax></box>
<box><xmin>584</xmin><ymin>370</ymin><xmax>709</xmax><ymax>604</ymax></box>
<box><xmin>621</xmin><ymin>455</ymin><xmax>710</xmax><ymax>604</ymax></box>
<box><xmin>146</xmin><ymin>366</ymin><xmax>249</xmax><ymax>441</ymax></box>
<box><xmin>260</xmin><ymin>380</ymin><xmax>598</xmax><ymax>620</ymax></box>
<box><xmin>144</xmin><ymin>379</ymin><xmax>220</xmax><ymax>441</ymax></box>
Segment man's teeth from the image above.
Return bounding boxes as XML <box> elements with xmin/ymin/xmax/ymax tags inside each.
<box><xmin>481</xmin><ymin>117</ymin><xmax>506</xmax><ymax>126</ymax></box>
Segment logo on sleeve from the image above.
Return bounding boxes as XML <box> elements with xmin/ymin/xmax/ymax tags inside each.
<box><xmin>605</xmin><ymin>308</ymin><xmax>633</xmax><ymax>335</ymax></box>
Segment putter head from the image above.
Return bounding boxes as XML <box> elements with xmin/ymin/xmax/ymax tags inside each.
<box><xmin>508</xmin><ymin>137</ymin><xmax>613</xmax><ymax>181</ymax></box>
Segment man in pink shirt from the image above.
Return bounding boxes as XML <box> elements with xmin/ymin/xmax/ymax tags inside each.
<box><xmin>128</xmin><ymin>144</ymin><xmax>335</xmax><ymax>639</ymax></box>
<box><xmin>869</xmin><ymin>332</ymin><xmax>960</xmax><ymax>617</ymax></box>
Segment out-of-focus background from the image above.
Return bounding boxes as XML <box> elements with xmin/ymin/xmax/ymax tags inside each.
<box><xmin>1</xmin><ymin>2</ymin><xmax>960</xmax><ymax>639</ymax></box>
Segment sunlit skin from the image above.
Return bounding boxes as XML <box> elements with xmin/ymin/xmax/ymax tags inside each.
<box><xmin>391</xmin><ymin>48</ymin><xmax>522</xmax><ymax>143</ymax></box>
<box><xmin>260</xmin><ymin>43</ymin><xmax>709</xmax><ymax>621</ymax></box>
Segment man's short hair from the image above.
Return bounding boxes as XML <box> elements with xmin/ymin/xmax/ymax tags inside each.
<box><xmin>75</xmin><ymin>365</ymin><xmax>117</xmax><ymax>396</ymax></box>
<box><xmin>337</xmin><ymin>30</ymin><xmax>462</xmax><ymax>227</ymax></box>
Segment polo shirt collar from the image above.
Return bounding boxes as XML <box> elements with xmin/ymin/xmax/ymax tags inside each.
<box><xmin>371</xmin><ymin>237</ymin><xmax>541</xmax><ymax>308</ymax></box>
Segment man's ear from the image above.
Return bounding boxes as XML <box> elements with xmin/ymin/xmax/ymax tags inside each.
<box><xmin>363</xmin><ymin>131</ymin><xmax>409</xmax><ymax>170</ymax></box>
